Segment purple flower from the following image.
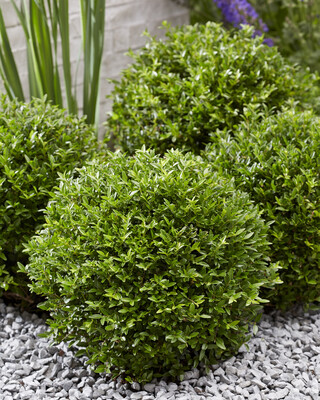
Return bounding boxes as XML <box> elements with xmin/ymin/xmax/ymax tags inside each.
<box><xmin>214</xmin><ymin>0</ymin><xmax>273</xmax><ymax>46</ymax></box>
<box><xmin>262</xmin><ymin>37</ymin><xmax>274</xmax><ymax>47</ymax></box>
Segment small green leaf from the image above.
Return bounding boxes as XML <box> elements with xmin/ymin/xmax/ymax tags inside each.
<box><xmin>216</xmin><ymin>338</ymin><xmax>226</xmax><ymax>350</ymax></box>
<box><xmin>94</xmin><ymin>365</ymin><xmax>106</xmax><ymax>374</ymax></box>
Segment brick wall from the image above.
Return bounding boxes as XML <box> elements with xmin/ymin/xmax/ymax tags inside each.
<box><xmin>0</xmin><ymin>0</ymin><xmax>189</xmax><ymax>137</ymax></box>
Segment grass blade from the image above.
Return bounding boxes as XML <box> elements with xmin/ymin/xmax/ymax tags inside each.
<box><xmin>29</xmin><ymin>0</ymin><xmax>62</xmax><ymax>104</ymax></box>
<box><xmin>0</xmin><ymin>7</ymin><xmax>25</xmax><ymax>100</ymax></box>
<box><xmin>88</xmin><ymin>0</ymin><xmax>105</xmax><ymax>126</ymax></box>
<box><xmin>56</xmin><ymin>0</ymin><xmax>77</xmax><ymax>114</ymax></box>
<box><xmin>80</xmin><ymin>0</ymin><xmax>105</xmax><ymax>127</ymax></box>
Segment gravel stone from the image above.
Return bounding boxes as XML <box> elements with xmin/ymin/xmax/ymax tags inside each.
<box><xmin>69</xmin><ymin>388</ymin><xmax>81</xmax><ymax>398</ymax></box>
<box><xmin>130</xmin><ymin>392</ymin><xmax>148</xmax><ymax>399</ymax></box>
<box><xmin>21</xmin><ymin>390</ymin><xmax>37</xmax><ymax>399</ymax></box>
<box><xmin>131</xmin><ymin>382</ymin><xmax>141</xmax><ymax>391</ymax></box>
<box><xmin>45</xmin><ymin>362</ymin><xmax>62</xmax><ymax>379</ymax></box>
<box><xmin>219</xmin><ymin>375</ymin><xmax>231</xmax><ymax>384</ymax></box>
<box><xmin>112</xmin><ymin>392</ymin><xmax>124</xmax><ymax>400</ymax></box>
<box><xmin>276</xmin><ymin>388</ymin><xmax>289</xmax><ymax>399</ymax></box>
<box><xmin>225</xmin><ymin>365</ymin><xmax>237</xmax><ymax>375</ymax></box>
<box><xmin>280</xmin><ymin>372</ymin><xmax>295</xmax><ymax>382</ymax></box>
<box><xmin>144</xmin><ymin>383</ymin><xmax>156</xmax><ymax>393</ymax></box>
<box><xmin>0</xmin><ymin>300</ymin><xmax>320</xmax><ymax>400</ymax></box>
<box><xmin>213</xmin><ymin>367</ymin><xmax>225</xmax><ymax>376</ymax></box>
<box><xmin>82</xmin><ymin>385</ymin><xmax>93</xmax><ymax>397</ymax></box>
<box><xmin>155</xmin><ymin>388</ymin><xmax>167</xmax><ymax>397</ymax></box>
<box><xmin>222</xmin><ymin>390</ymin><xmax>233</xmax><ymax>399</ymax></box>
<box><xmin>62</xmin><ymin>380</ymin><xmax>74</xmax><ymax>392</ymax></box>
<box><xmin>183</xmin><ymin>368</ymin><xmax>200</xmax><ymax>380</ymax></box>
<box><xmin>251</xmin><ymin>378</ymin><xmax>266</xmax><ymax>389</ymax></box>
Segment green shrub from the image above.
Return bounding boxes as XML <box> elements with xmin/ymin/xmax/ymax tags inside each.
<box><xmin>204</xmin><ymin>110</ymin><xmax>320</xmax><ymax>308</ymax></box>
<box><xmin>0</xmin><ymin>96</ymin><xmax>98</xmax><ymax>298</ymax></box>
<box><xmin>251</xmin><ymin>0</ymin><xmax>320</xmax><ymax>77</ymax></box>
<box><xmin>24</xmin><ymin>148</ymin><xmax>279</xmax><ymax>382</ymax></box>
<box><xmin>105</xmin><ymin>22</ymin><xmax>319</xmax><ymax>155</ymax></box>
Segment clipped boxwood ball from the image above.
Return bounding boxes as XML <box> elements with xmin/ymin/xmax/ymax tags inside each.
<box><xmin>0</xmin><ymin>96</ymin><xmax>98</xmax><ymax>298</ymax></box>
<box><xmin>105</xmin><ymin>22</ymin><xmax>319</xmax><ymax>155</ymax></box>
<box><xmin>25</xmin><ymin>148</ymin><xmax>279</xmax><ymax>382</ymax></box>
<box><xmin>204</xmin><ymin>110</ymin><xmax>320</xmax><ymax>308</ymax></box>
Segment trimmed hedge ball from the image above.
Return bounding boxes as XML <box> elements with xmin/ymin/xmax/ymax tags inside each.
<box><xmin>0</xmin><ymin>96</ymin><xmax>98</xmax><ymax>298</ymax></box>
<box><xmin>204</xmin><ymin>110</ymin><xmax>320</xmax><ymax>308</ymax></box>
<box><xmin>105</xmin><ymin>22</ymin><xmax>319</xmax><ymax>155</ymax></box>
<box><xmin>25</xmin><ymin>148</ymin><xmax>279</xmax><ymax>382</ymax></box>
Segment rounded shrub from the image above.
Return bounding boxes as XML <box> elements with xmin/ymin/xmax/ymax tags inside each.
<box><xmin>25</xmin><ymin>148</ymin><xmax>279</xmax><ymax>382</ymax></box>
<box><xmin>0</xmin><ymin>96</ymin><xmax>98</xmax><ymax>298</ymax></box>
<box><xmin>105</xmin><ymin>22</ymin><xmax>319</xmax><ymax>155</ymax></box>
<box><xmin>204</xmin><ymin>110</ymin><xmax>320</xmax><ymax>308</ymax></box>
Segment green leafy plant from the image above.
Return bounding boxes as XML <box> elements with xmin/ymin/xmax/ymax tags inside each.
<box><xmin>24</xmin><ymin>148</ymin><xmax>279</xmax><ymax>382</ymax></box>
<box><xmin>204</xmin><ymin>109</ymin><xmax>320</xmax><ymax>308</ymax></box>
<box><xmin>186</xmin><ymin>0</ymin><xmax>320</xmax><ymax>83</ymax></box>
<box><xmin>0</xmin><ymin>96</ymin><xmax>98</xmax><ymax>301</ymax></box>
<box><xmin>0</xmin><ymin>0</ymin><xmax>105</xmax><ymax>128</ymax></box>
<box><xmin>251</xmin><ymin>0</ymin><xmax>320</xmax><ymax>76</ymax></box>
<box><xmin>105</xmin><ymin>22</ymin><xmax>319</xmax><ymax>155</ymax></box>
<box><xmin>187</xmin><ymin>0</ymin><xmax>221</xmax><ymax>24</ymax></box>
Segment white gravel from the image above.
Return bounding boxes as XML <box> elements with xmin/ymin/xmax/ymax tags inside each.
<box><xmin>0</xmin><ymin>299</ymin><xmax>319</xmax><ymax>400</ymax></box>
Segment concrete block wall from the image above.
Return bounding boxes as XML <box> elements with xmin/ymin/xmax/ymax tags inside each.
<box><xmin>0</xmin><ymin>0</ymin><xmax>189</xmax><ymax>137</ymax></box>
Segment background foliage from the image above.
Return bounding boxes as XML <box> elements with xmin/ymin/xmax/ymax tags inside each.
<box><xmin>105</xmin><ymin>22</ymin><xmax>319</xmax><ymax>155</ymax></box>
<box><xmin>187</xmin><ymin>0</ymin><xmax>320</xmax><ymax>77</ymax></box>
<box><xmin>251</xmin><ymin>0</ymin><xmax>320</xmax><ymax>74</ymax></box>
<box><xmin>0</xmin><ymin>0</ymin><xmax>105</xmax><ymax>129</ymax></box>
<box><xmin>0</xmin><ymin>96</ymin><xmax>98</xmax><ymax>301</ymax></box>
<box><xmin>204</xmin><ymin>109</ymin><xmax>320</xmax><ymax>308</ymax></box>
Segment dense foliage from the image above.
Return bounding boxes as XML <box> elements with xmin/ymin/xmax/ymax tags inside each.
<box><xmin>105</xmin><ymin>22</ymin><xmax>318</xmax><ymax>155</ymax></box>
<box><xmin>188</xmin><ymin>0</ymin><xmax>320</xmax><ymax>78</ymax></box>
<box><xmin>0</xmin><ymin>97</ymin><xmax>98</xmax><ymax>298</ymax></box>
<box><xmin>204</xmin><ymin>110</ymin><xmax>320</xmax><ymax>308</ymax></box>
<box><xmin>250</xmin><ymin>0</ymin><xmax>320</xmax><ymax>76</ymax></box>
<box><xmin>24</xmin><ymin>149</ymin><xmax>279</xmax><ymax>382</ymax></box>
